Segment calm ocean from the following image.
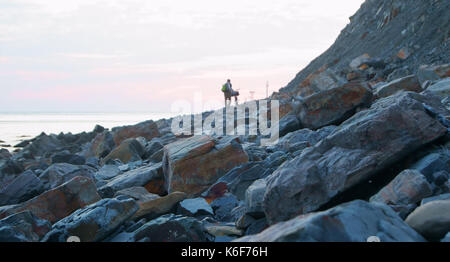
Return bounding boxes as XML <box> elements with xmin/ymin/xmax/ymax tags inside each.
<box><xmin>0</xmin><ymin>112</ymin><xmax>176</xmax><ymax>151</ymax></box>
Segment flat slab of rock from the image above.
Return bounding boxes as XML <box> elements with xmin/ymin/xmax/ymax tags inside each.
<box><xmin>132</xmin><ymin>214</ymin><xmax>211</xmax><ymax>242</ymax></box>
<box><xmin>235</xmin><ymin>200</ymin><xmax>426</xmax><ymax>242</ymax></box>
<box><xmin>177</xmin><ymin>198</ymin><xmax>214</xmax><ymax>217</ymax></box>
<box><xmin>132</xmin><ymin>192</ymin><xmax>187</xmax><ymax>220</ymax></box>
<box><xmin>0</xmin><ymin>176</ymin><xmax>101</xmax><ymax>223</ymax></box>
<box><xmin>296</xmin><ymin>82</ymin><xmax>373</xmax><ymax>129</ymax></box>
<box><xmin>264</xmin><ymin>92</ymin><xmax>448</xmax><ymax>224</ymax></box>
<box><xmin>113</xmin><ymin>187</ymin><xmax>159</xmax><ymax>203</ymax></box>
<box><xmin>405</xmin><ymin>200</ymin><xmax>450</xmax><ymax>240</ymax></box>
<box><xmin>42</xmin><ymin>198</ymin><xmax>138</xmax><ymax>242</ymax></box>
<box><xmin>163</xmin><ymin>136</ymin><xmax>248</xmax><ymax>196</ymax></box>
<box><xmin>374</xmin><ymin>75</ymin><xmax>422</xmax><ymax>98</ymax></box>
<box><xmin>99</xmin><ymin>163</ymin><xmax>164</xmax><ymax>197</ymax></box>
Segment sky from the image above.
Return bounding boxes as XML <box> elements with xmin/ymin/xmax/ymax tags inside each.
<box><xmin>0</xmin><ymin>0</ymin><xmax>365</xmax><ymax>113</ymax></box>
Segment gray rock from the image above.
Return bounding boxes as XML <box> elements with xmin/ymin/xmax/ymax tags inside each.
<box><xmin>178</xmin><ymin>198</ymin><xmax>214</xmax><ymax>217</ymax></box>
<box><xmin>99</xmin><ymin>163</ymin><xmax>164</xmax><ymax>198</ymax></box>
<box><xmin>405</xmin><ymin>200</ymin><xmax>450</xmax><ymax>240</ymax></box>
<box><xmin>0</xmin><ymin>211</ymin><xmax>51</xmax><ymax>242</ymax></box>
<box><xmin>417</xmin><ymin>64</ymin><xmax>450</xmax><ymax>85</ymax></box>
<box><xmin>370</xmin><ymin>169</ymin><xmax>433</xmax><ymax>218</ymax></box>
<box><xmin>143</xmin><ymin>138</ymin><xmax>164</xmax><ymax>159</ymax></box>
<box><xmin>113</xmin><ymin>187</ymin><xmax>159</xmax><ymax>203</ymax></box>
<box><xmin>39</xmin><ymin>163</ymin><xmax>96</xmax><ymax>190</ymax></box>
<box><xmin>132</xmin><ymin>214</ymin><xmax>212</xmax><ymax>242</ymax></box>
<box><xmin>51</xmin><ymin>151</ymin><xmax>86</xmax><ymax>165</ymax></box>
<box><xmin>0</xmin><ymin>170</ymin><xmax>44</xmax><ymax>206</ymax></box>
<box><xmin>210</xmin><ymin>193</ymin><xmax>240</xmax><ymax>222</ymax></box>
<box><xmin>386</xmin><ymin>66</ymin><xmax>411</xmax><ymax>82</ymax></box>
<box><xmin>245</xmin><ymin>179</ymin><xmax>266</xmax><ymax>218</ymax></box>
<box><xmin>95</xmin><ymin>164</ymin><xmax>122</xmax><ymax>181</ymax></box>
<box><xmin>410</xmin><ymin>150</ymin><xmax>450</xmax><ymax>181</ymax></box>
<box><xmin>421</xmin><ymin>193</ymin><xmax>450</xmax><ymax>205</ymax></box>
<box><xmin>441</xmin><ymin>232</ymin><xmax>450</xmax><ymax>242</ymax></box>
<box><xmin>42</xmin><ymin>198</ymin><xmax>139</xmax><ymax>242</ymax></box>
<box><xmin>276</xmin><ymin>126</ymin><xmax>336</xmax><ymax>152</ymax></box>
<box><xmin>264</xmin><ymin>92</ymin><xmax>448</xmax><ymax>224</ymax></box>
<box><xmin>245</xmin><ymin>217</ymin><xmax>268</xmax><ymax>236</ymax></box>
<box><xmin>149</xmin><ymin>148</ymin><xmax>164</xmax><ymax>163</ymax></box>
<box><xmin>278</xmin><ymin>114</ymin><xmax>301</xmax><ymax>137</ymax></box>
<box><xmin>426</xmin><ymin>78</ymin><xmax>450</xmax><ymax>100</ymax></box>
<box><xmin>236</xmin><ymin>200</ymin><xmax>426</xmax><ymax>242</ymax></box>
<box><xmin>0</xmin><ymin>149</ymin><xmax>11</xmax><ymax>159</ymax></box>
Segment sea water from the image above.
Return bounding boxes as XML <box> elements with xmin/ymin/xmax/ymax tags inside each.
<box><xmin>0</xmin><ymin>112</ymin><xmax>176</xmax><ymax>151</ymax></box>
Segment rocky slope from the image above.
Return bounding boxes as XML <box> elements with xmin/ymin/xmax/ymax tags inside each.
<box><xmin>0</xmin><ymin>0</ymin><xmax>449</xmax><ymax>242</ymax></box>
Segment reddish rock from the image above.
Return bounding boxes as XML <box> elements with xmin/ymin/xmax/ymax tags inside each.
<box><xmin>0</xmin><ymin>176</ymin><xmax>101</xmax><ymax>223</ymax></box>
<box><xmin>163</xmin><ymin>136</ymin><xmax>249</xmax><ymax>196</ymax></box>
<box><xmin>101</xmin><ymin>138</ymin><xmax>144</xmax><ymax>165</ymax></box>
<box><xmin>295</xmin><ymin>64</ymin><xmax>347</xmax><ymax>98</ymax></box>
<box><xmin>296</xmin><ymin>82</ymin><xmax>373</xmax><ymax>129</ymax></box>
<box><xmin>112</xmin><ymin>120</ymin><xmax>160</xmax><ymax>146</ymax></box>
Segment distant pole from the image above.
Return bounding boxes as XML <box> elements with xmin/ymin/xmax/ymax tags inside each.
<box><xmin>266</xmin><ymin>81</ymin><xmax>269</xmax><ymax>98</ymax></box>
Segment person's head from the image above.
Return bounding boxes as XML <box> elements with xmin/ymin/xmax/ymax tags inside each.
<box><xmin>227</xmin><ymin>79</ymin><xmax>231</xmax><ymax>82</ymax></box>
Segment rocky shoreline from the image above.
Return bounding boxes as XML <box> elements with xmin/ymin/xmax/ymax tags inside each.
<box><xmin>1</xmin><ymin>0</ymin><xmax>450</xmax><ymax>242</ymax></box>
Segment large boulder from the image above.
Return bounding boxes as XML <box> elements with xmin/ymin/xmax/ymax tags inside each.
<box><xmin>370</xmin><ymin>169</ymin><xmax>433</xmax><ymax>218</ymax></box>
<box><xmin>111</xmin><ymin>120</ymin><xmax>160</xmax><ymax>146</ymax></box>
<box><xmin>42</xmin><ymin>198</ymin><xmax>139</xmax><ymax>242</ymax></box>
<box><xmin>94</xmin><ymin>164</ymin><xmax>122</xmax><ymax>181</ymax></box>
<box><xmin>132</xmin><ymin>214</ymin><xmax>211</xmax><ymax>242</ymax></box>
<box><xmin>296</xmin><ymin>82</ymin><xmax>372</xmax><ymax>130</ymax></box>
<box><xmin>101</xmin><ymin>138</ymin><xmax>145</xmax><ymax>165</ymax></box>
<box><xmin>0</xmin><ymin>170</ymin><xmax>44</xmax><ymax>206</ymax></box>
<box><xmin>405</xmin><ymin>200</ymin><xmax>450</xmax><ymax>240</ymax></box>
<box><xmin>0</xmin><ymin>211</ymin><xmax>51</xmax><ymax>242</ymax></box>
<box><xmin>98</xmin><ymin>163</ymin><xmax>165</xmax><ymax>197</ymax></box>
<box><xmin>39</xmin><ymin>163</ymin><xmax>96</xmax><ymax>190</ymax></box>
<box><xmin>374</xmin><ymin>75</ymin><xmax>422</xmax><ymax>98</ymax></box>
<box><xmin>0</xmin><ymin>176</ymin><xmax>101</xmax><ymax>223</ymax></box>
<box><xmin>163</xmin><ymin>136</ymin><xmax>249</xmax><ymax>197</ymax></box>
<box><xmin>132</xmin><ymin>192</ymin><xmax>187</xmax><ymax>220</ymax></box>
<box><xmin>295</xmin><ymin>66</ymin><xmax>347</xmax><ymax>98</ymax></box>
<box><xmin>264</xmin><ymin>92</ymin><xmax>448</xmax><ymax>224</ymax></box>
<box><xmin>235</xmin><ymin>200</ymin><xmax>425</xmax><ymax>242</ymax></box>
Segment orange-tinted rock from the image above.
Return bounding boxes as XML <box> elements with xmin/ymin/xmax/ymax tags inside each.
<box><xmin>101</xmin><ymin>138</ymin><xmax>144</xmax><ymax>165</ymax></box>
<box><xmin>112</xmin><ymin>120</ymin><xmax>160</xmax><ymax>146</ymax></box>
<box><xmin>295</xmin><ymin>65</ymin><xmax>347</xmax><ymax>98</ymax></box>
<box><xmin>132</xmin><ymin>192</ymin><xmax>187</xmax><ymax>220</ymax></box>
<box><xmin>0</xmin><ymin>176</ymin><xmax>101</xmax><ymax>223</ymax></box>
<box><xmin>163</xmin><ymin>136</ymin><xmax>249</xmax><ymax>196</ymax></box>
<box><xmin>297</xmin><ymin>82</ymin><xmax>373</xmax><ymax>129</ymax></box>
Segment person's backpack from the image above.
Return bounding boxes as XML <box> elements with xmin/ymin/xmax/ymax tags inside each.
<box><xmin>221</xmin><ymin>83</ymin><xmax>228</xmax><ymax>92</ymax></box>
